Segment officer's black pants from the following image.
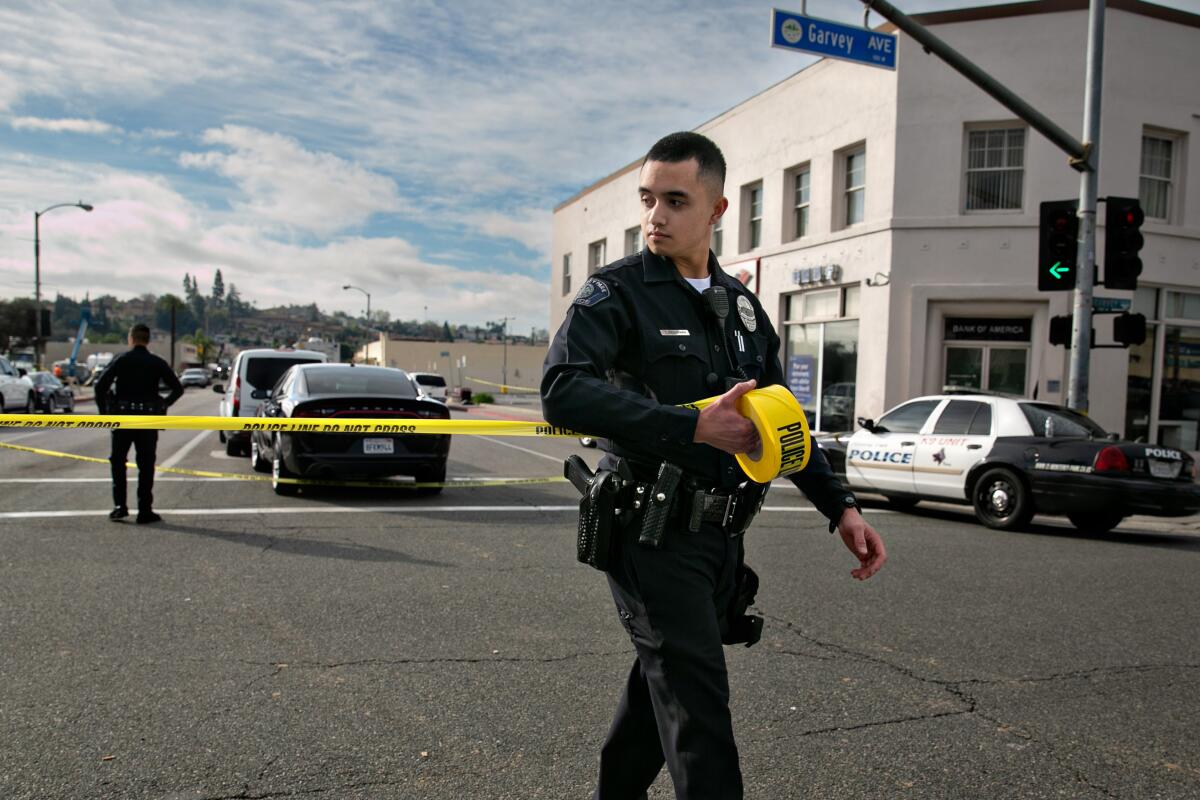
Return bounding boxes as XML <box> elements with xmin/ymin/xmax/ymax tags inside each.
<box><xmin>596</xmin><ymin>519</ymin><xmax>743</xmax><ymax>800</ymax></box>
<box><xmin>110</xmin><ymin>429</ymin><xmax>158</xmax><ymax>510</ymax></box>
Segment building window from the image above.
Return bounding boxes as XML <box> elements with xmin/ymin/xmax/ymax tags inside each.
<box><xmin>965</xmin><ymin>126</ymin><xmax>1024</xmax><ymax>211</ymax></box>
<box><xmin>1140</xmin><ymin>132</ymin><xmax>1178</xmax><ymax>222</ymax></box>
<box><xmin>741</xmin><ymin>181</ymin><xmax>763</xmax><ymax>252</ymax></box>
<box><xmin>788</xmin><ymin>164</ymin><xmax>811</xmax><ymax>240</ymax></box>
<box><xmin>624</xmin><ymin>226</ymin><xmax>643</xmax><ymax>256</ymax></box>
<box><xmin>783</xmin><ymin>285</ymin><xmax>860</xmax><ymax>432</ymax></box>
<box><xmin>841</xmin><ymin>146</ymin><xmax>866</xmax><ymax>227</ymax></box>
<box><xmin>712</xmin><ymin>215</ymin><xmax>723</xmax><ymax>256</ymax></box>
<box><xmin>588</xmin><ymin>239</ymin><xmax>606</xmax><ymax>275</ymax></box>
<box><xmin>561</xmin><ymin>253</ymin><xmax>572</xmax><ymax>296</ymax></box>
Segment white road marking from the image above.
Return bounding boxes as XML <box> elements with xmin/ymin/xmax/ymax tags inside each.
<box><xmin>160</xmin><ymin>430</ymin><xmax>211</xmax><ymax>469</ymax></box>
<box><xmin>0</xmin><ymin>505</ymin><xmax>850</xmax><ymax>520</ymax></box>
<box><xmin>475</xmin><ymin>435</ymin><xmax>565</xmax><ymax>464</ymax></box>
<box><xmin>0</xmin><ymin>476</ymin><xmax>560</xmax><ymax>484</ymax></box>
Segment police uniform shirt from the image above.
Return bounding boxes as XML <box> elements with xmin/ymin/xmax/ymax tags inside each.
<box><xmin>93</xmin><ymin>345</ymin><xmax>184</xmax><ymax>414</ymax></box>
<box><xmin>542</xmin><ymin>248</ymin><xmax>852</xmax><ymax>522</ymax></box>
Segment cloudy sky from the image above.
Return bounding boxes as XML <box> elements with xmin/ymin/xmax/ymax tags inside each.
<box><xmin>1</xmin><ymin>0</ymin><xmax>1195</xmax><ymax>333</ymax></box>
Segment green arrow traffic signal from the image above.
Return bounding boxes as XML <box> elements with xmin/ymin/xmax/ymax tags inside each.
<box><xmin>1049</xmin><ymin>261</ymin><xmax>1070</xmax><ymax>279</ymax></box>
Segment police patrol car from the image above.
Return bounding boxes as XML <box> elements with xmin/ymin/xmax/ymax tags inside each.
<box><xmin>817</xmin><ymin>393</ymin><xmax>1200</xmax><ymax>533</ymax></box>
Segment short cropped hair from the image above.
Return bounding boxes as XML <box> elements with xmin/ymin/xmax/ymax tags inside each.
<box><xmin>129</xmin><ymin>324</ymin><xmax>151</xmax><ymax>344</ymax></box>
<box><xmin>643</xmin><ymin>132</ymin><xmax>726</xmax><ymax>196</ymax></box>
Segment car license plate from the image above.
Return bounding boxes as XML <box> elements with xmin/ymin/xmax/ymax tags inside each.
<box><xmin>363</xmin><ymin>438</ymin><xmax>394</xmax><ymax>455</ymax></box>
<box><xmin>1149</xmin><ymin>459</ymin><xmax>1181</xmax><ymax>479</ymax></box>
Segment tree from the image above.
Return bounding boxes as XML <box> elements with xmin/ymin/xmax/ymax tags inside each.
<box><xmin>227</xmin><ymin>284</ymin><xmax>242</xmax><ymax>316</ymax></box>
<box><xmin>211</xmin><ymin>269</ymin><xmax>225</xmax><ymax>307</ymax></box>
<box><xmin>442</xmin><ymin>321</ymin><xmax>454</xmax><ymax>342</ymax></box>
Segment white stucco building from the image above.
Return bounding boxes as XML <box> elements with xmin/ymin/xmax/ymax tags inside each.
<box><xmin>550</xmin><ymin>0</ymin><xmax>1200</xmax><ymax>449</ymax></box>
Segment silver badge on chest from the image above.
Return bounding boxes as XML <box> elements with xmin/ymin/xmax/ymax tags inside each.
<box><xmin>736</xmin><ymin>295</ymin><xmax>757</xmax><ymax>333</ymax></box>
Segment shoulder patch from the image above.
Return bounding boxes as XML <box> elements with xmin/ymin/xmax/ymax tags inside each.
<box><xmin>573</xmin><ymin>278</ymin><xmax>611</xmax><ymax>308</ymax></box>
<box><xmin>735</xmin><ymin>294</ymin><xmax>757</xmax><ymax>332</ymax></box>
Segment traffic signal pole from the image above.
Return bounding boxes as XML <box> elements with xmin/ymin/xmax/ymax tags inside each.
<box><xmin>1067</xmin><ymin>0</ymin><xmax>1104</xmax><ymax>413</ymax></box>
<box><xmin>862</xmin><ymin>0</ymin><xmax>1105</xmax><ymax>412</ymax></box>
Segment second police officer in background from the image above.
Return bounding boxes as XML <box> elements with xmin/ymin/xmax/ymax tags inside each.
<box><xmin>541</xmin><ymin>132</ymin><xmax>887</xmax><ymax>800</ymax></box>
<box><xmin>93</xmin><ymin>323</ymin><xmax>184</xmax><ymax>524</ymax></box>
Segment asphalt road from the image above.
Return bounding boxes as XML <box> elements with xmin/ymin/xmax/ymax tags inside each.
<box><xmin>1</xmin><ymin>389</ymin><xmax>1197</xmax><ymax>799</ymax></box>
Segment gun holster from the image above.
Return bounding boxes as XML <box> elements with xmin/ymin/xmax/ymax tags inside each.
<box><xmin>722</xmin><ymin>563</ymin><xmax>763</xmax><ymax>648</ymax></box>
<box><xmin>565</xmin><ymin>455</ymin><xmax>630</xmax><ymax>572</ymax></box>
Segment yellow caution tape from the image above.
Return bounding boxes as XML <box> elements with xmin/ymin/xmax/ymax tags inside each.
<box><xmin>466</xmin><ymin>376</ymin><xmax>540</xmax><ymax>393</ymax></box>
<box><xmin>0</xmin><ymin>414</ymin><xmax>579</xmax><ymax>437</ymax></box>
<box><xmin>0</xmin><ymin>441</ymin><xmax>568</xmax><ymax>490</ymax></box>
<box><xmin>0</xmin><ymin>385</ymin><xmax>812</xmax><ymax>481</ymax></box>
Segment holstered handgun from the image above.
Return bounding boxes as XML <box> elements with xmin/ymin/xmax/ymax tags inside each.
<box><xmin>564</xmin><ymin>455</ymin><xmax>623</xmax><ymax>571</ymax></box>
<box><xmin>637</xmin><ymin>461</ymin><xmax>682</xmax><ymax>550</ymax></box>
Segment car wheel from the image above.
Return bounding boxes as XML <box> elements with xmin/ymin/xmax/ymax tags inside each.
<box><xmin>24</xmin><ymin>394</ymin><xmax>34</xmax><ymax>414</ymax></box>
<box><xmin>414</xmin><ymin>464</ymin><xmax>447</xmax><ymax>495</ymax></box>
<box><xmin>884</xmin><ymin>495</ymin><xmax>920</xmax><ymax>510</ymax></box>
<box><xmin>47</xmin><ymin>397</ymin><xmax>57</xmax><ymax>414</ymax></box>
<box><xmin>972</xmin><ymin>467</ymin><xmax>1034</xmax><ymax>531</ymax></box>
<box><xmin>65</xmin><ymin>395</ymin><xmax>74</xmax><ymax>413</ymax></box>
<box><xmin>1067</xmin><ymin>512</ymin><xmax>1126</xmax><ymax>535</ymax></box>
<box><xmin>272</xmin><ymin>444</ymin><xmax>299</xmax><ymax>496</ymax></box>
<box><xmin>250</xmin><ymin>437</ymin><xmax>271</xmax><ymax>473</ymax></box>
<box><xmin>225</xmin><ymin>437</ymin><xmax>244</xmax><ymax>457</ymax></box>
<box><xmin>218</xmin><ymin>430</ymin><xmax>226</xmax><ymax>444</ymax></box>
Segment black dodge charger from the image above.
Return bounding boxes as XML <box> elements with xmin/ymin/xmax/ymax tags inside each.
<box><xmin>249</xmin><ymin>363</ymin><xmax>451</xmax><ymax>495</ymax></box>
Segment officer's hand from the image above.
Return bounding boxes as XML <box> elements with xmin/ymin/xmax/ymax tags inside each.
<box><xmin>693</xmin><ymin>379</ymin><xmax>760</xmax><ymax>455</ymax></box>
<box><xmin>836</xmin><ymin>508</ymin><xmax>887</xmax><ymax>580</ymax></box>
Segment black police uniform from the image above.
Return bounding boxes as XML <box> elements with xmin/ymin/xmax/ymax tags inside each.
<box><xmin>541</xmin><ymin>249</ymin><xmax>858</xmax><ymax>800</ymax></box>
<box><xmin>93</xmin><ymin>345</ymin><xmax>184</xmax><ymax>514</ymax></box>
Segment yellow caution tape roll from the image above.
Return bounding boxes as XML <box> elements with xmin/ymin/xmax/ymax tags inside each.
<box><xmin>685</xmin><ymin>384</ymin><xmax>812</xmax><ymax>483</ymax></box>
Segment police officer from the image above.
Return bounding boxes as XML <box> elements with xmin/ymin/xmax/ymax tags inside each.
<box><xmin>93</xmin><ymin>324</ymin><xmax>184</xmax><ymax>524</ymax></box>
<box><xmin>541</xmin><ymin>132</ymin><xmax>887</xmax><ymax>800</ymax></box>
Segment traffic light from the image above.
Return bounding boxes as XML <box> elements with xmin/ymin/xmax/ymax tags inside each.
<box><xmin>1112</xmin><ymin>312</ymin><xmax>1147</xmax><ymax>347</ymax></box>
<box><xmin>1103</xmin><ymin>197</ymin><xmax>1144</xmax><ymax>290</ymax></box>
<box><xmin>1049</xmin><ymin>314</ymin><xmax>1073</xmax><ymax>347</ymax></box>
<box><xmin>1038</xmin><ymin>200</ymin><xmax>1078</xmax><ymax>291</ymax></box>
<box><xmin>40</xmin><ymin>308</ymin><xmax>51</xmax><ymax>336</ymax></box>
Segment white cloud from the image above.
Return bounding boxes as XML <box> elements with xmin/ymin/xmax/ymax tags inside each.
<box><xmin>9</xmin><ymin>116</ymin><xmax>119</xmax><ymax>135</ymax></box>
<box><xmin>0</xmin><ymin>154</ymin><xmax>546</xmax><ymax>330</ymax></box>
<box><xmin>179</xmin><ymin>125</ymin><xmax>403</xmax><ymax>237</ymax></box>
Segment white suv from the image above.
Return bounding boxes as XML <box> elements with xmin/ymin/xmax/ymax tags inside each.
<box><xmin>0</xmin><ymin>355</ymin><xmax>35</xmax><ymax>413</ymax></box>
<box><xmin>410</xmin><ymin>372</ymin><xmax>448</xmax><ymax>403</ymax></box>
<box><xmin>214</xmin><ymin>348</ymin><xmax>326</xmax><ymax>455</ymax></box>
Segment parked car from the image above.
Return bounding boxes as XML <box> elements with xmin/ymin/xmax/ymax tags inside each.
<box><xmin>249</xmin><ymin>363</ymin><xmax>452</xmax><ymax>495</ymax></box>
<box><xmin>180</xmin><ymin>367</ymin><xmax>210</xmax><ymax>388</ymax></box>
<box><xmin>26</xmin><ymin>371</ymin><xmax>74</xmax><ymax>413</ymax></box>
<box><xmin>213</xmin><ymin>348</ymin><xmax>327</xmax><ymax>456</ymax></box>
<box><xmin>0</xmin><ymin>355</ymin><xmax>35</xmax><ymax>413</ymax></box>
<box><xmin>817</xmin><ymin>393</ymin><xmax>1200</xmax><ymax>534</ymax></box>
<box><xmin>410</xmin><ymin>372</ymin><xmax>448</xmax><ymax>403</ymax></box>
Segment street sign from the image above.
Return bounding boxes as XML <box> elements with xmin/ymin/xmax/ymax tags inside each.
<box><xmin>1092</xmin><ymin>297</ymin><xmax>1131</xmax><ymax>313</ymax></box>
<box><xmin>771</xmin><ymin>9</ymin><xmax>897</xmax><ymax>70</ymax></box>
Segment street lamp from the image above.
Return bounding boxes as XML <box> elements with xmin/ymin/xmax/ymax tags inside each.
<box><xmin>35</xmin><ymin>201</ymin><xmax>93</xmax><ymax>369</ymax></box>
<box><xmin>342</xmin><ymin>284</ymin><xmax>371</xmax><ymax>323</ymax></box>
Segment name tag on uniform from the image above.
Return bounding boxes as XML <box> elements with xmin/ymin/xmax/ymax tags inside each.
<box><xmin>659</xmin><ymin>329</ymin><xmax>690</xmax><ymax>336</ymax></box>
